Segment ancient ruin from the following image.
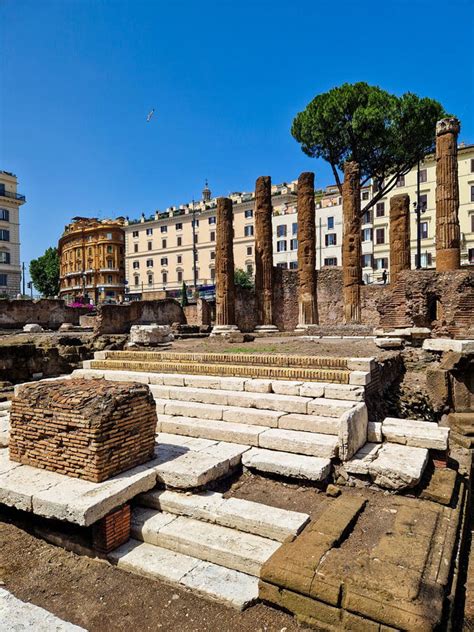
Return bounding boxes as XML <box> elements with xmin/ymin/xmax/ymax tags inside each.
<box><xmin>389</xmin><ymin>193</ymin><xmax>411</xmax><ymax>283</ymax></box>
<box><xmin>342</xmin><ymin>161</ymin><xmax>361</xmax><ymax>323</ymax></box>
<box><xmin>211</xmin><ymin>197</ymin><xmax>240</xmax><ymax>335</ymax></box>
<box><xmin>254</xmin><ymin>176</ymin><xmax>277</xmax><ymax>332</ymax></box>
<box><xmin>436</xmin><ymin>117</ymin><xmax>461</xmax><ymax>271</ymax></box>
<box><xmin>296</xmin><ymin>172</ymin><xmax>318</xmax><ymax>328</ymax></box>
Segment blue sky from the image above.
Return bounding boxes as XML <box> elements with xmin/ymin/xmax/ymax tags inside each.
<box><xmin>1</xmin><ymin>0</ymin><xmax>473</xmax><ymax>271</ymax></box>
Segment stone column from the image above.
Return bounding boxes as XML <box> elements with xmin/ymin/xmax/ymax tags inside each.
<box><xmin>436</xmin><ymin>117</ymin><xmax>461</xmax><ymax>271</ymax></box>
<box><xmin>296</xmin><ymin>172</ymin><xmax>318</xmax><ymax>329</ymax></box>
<box><xmin>254</xmin><ymin>176</ymin><xmax>277</xmax><ymax>332</ymax></box>
<box><xmin>389</xmin><ymin>193</ymin><xmax>411</xmax><ymax>283</ymax></box>
<box><xmin>211</xmin><ymin>197</ymin><xmax>239</xmax><ymax>335</ymax></box>
<box><xmin>342</xmin><ymin>161</ymin><xmax>361</xmax><ymax>323</ymax></box>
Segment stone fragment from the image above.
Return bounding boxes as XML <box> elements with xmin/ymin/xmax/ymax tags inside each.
<box><xmin>420</xmin><ymin>468</ymin><xmax>457</xmax><ymax>505</ymax></box>
<box><xmin>307</xmin><ymin>398</ymin><xmax>354</xmax><ymax>418</ymax></box>
<box><xmin>344</xmin><ymin>442</ymin><xmax>381</xmax><ymax>475</ymax></box>
<box><xmin>278</xmin><ymin>413</ymin><xmax>339</xmax><ymax>434</ymax></box>
<box><xmin>222</xmin><ymin>406</ymin><xmax>281</xmax><ymax>427</ymax></box>
<box><xmin>296</xmin><ymin>172</ymin><xmax>318</xmax><ymax>327</ymax></box>
<box><xmin>381</xmin><ymin>417</ymin><xmax>449</xmax><ymax>450</ymax></box>
<box><xmin>389</xmin><ymin>193</ymin><xmax>410</xmax><ymax>283</ymax></box>
<box><xmin>338</xmin><ymin>403</ymin><xmax>368</xmax><ymax>461</ymax></box>
<box><xmin>367</xmin><ymin>421</ymin><xmax>382</xmax><ymax>443</ymax></box>
<box><xmin>326</xmin><ymin>484</ymin><xmax>341</xmax><ymax>498</ymax></box>
<box><xmin>159</xmin><ymin>414</ymin><xmax>265</xmax><ymax>446</ymax></box>
<box><xmin>299</xmin><ymin>383</ymin><xmax>325</xmax><ymax>398</ymax></box>
<box><xmin>342</xmin><ymin>161</ymin><xmax>362</xmax><ymax>323</ymax></box>
<box><xmin>435</xmin><ymin>117</ymin><xmax>461</xmax><ymax>270</ymax></box>
<box><xmin>423</xmin><ymin>338</ymin><xmax>474</xmax><ymax>353</ymax></box>
<box><xmin>23</xmin><ymin>323</ymin><xmax>43</xmax><ymax>332</ymax></box>
<box><xmin>375</xmin><ymin>337</ymin><xmax>404</xmax><ymax>349</ymax></box>
<box><xmin>129</xmin><ymin>324</ymin><xmax>174</xmax><ymax>346</ymax></box>
<box><xmin>271</xmin><ymin>380</ymin><xmax>304</xmax><ymax>396</ymax></box>
<box><xmin>348</xmin><ymin>371</ymin><xmax>371</xmax><ymax>386</ymax></box>
<box><xmin>369</xmin><ymin>443</ymin><xmax>428</xmax><ymax>490</ymax></box>
<box><xmin>242</xmin><ymin>447</ymin><xmax>332</xmax><ymax>481</ymax></box>
<box><xmin>254</xmin><ymin>176</ymin><xmax>277</xmax><ymax>331</ymax></box>
<box><xmin>244</xmin><ymin>379</ymin><xmax>272</xmax><ymax>393</ymax></box>
<box><xmin>259</xmin><ymin>428</ymin><xmax>338</xmax><ymax>458</ymax></box>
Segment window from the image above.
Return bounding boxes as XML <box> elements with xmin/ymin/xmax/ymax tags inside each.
<box><xmin>107</xmin><ymin>275</ymin><xmax>113</xmax><ymax>283</ymax></box>
<box><xmin>210</xmin><ymin>231</ymin><xmax>215</xmax><ymax>242</ymax></box>
<box><xmin>0</xmin><ymin>274</ymin><xmax>8</xmax><ymax>286</ymax></box>
<box><xmin>325</xmin><ymin>233</ymin><xmax>337</xmax><ymax>246</ymax></box>
<box><xmin>471</xmin><ymin>215</ymin><xmax>474</xmax><ymax>233</ymax></box>
<box><xmin>376</xmin><ymin>202</ymin><xmax>385</xmax><ymax>217</ymax></box>
<box><xmin>134</xmin><ymin>243</ymin><xmax>138</xmax><ymax>253</ymax></box>
<box><xmin>420</xmin><ymin>221</ymin><xmax>429</xmax><ymax>239</ymax></box>
<box><xmin>246</xmin><ymin>264</ymin><xmax>253</xmax><ymax>274</ymax></box>
<box><xmin>162</xmin><ymin>239</ymin><xmax>167</xmax><ymax>249</ymax></box>
<box><xmin>415</xmin><ymin>253</ymin><xmax>433</xmax><ymax>268</ymax></box>
<box><xmin>132</xmin><ymin>230</ymin><xmax>139</xmax><ymax>238</ymax></box>
<box><xmin>159</xmin><ymin>226</ymin><xmax>167</xmax><ymax>234</ymax></box>
<box><xmin>244</xmin><ymin>209</ymin><xmax>253</xmax><ymax>218</ymax></box>
<box><xmin>276</xmin><ymin>262</ymin><xmax>287</xmax><ymax>269</ymax></box>
<box><xmin>134</xmin><ymin>276</ymin><xmax>139</xmax><ymax>286</ymax></box>
<box><xmin>0</xmin><ymin>209</ymin><xmax>10</xmax><ymax>221</ymax></box>
<box><xmin>0</xmin><ymin>252</ymin><xmax>10</xmax><ymax>264</ymax></box>
<box><xmin>471</xmin><ymin>159</ymin><xmax>474</xmax><ymax>173</ymax></box>
<box><xmin>419</xmin><ymin>194</ymin><xmax>428</xmax><ymax>211</ymax></box>
<box><xmin>419</xmin><ymin>169</ymin><xmax>427</xmax><ymax>183</ymax></box>
<box><xmin>162</xmin><ymin>272</ymin><xmax>168</xmax><ymax>284</ymax></box>
<box><xmin>247</xmin><ymin>246</ymin><xmax>252</xmax><ymax>256</ymax></box>
<box><xmin>161</xmin><ymin>257</ymin><xmax>168</xmax><ymax>266</ymax></box>
<box><xmin>362</xmin><ymin>210</ymin><xmax>372</xmax><ymax>224</ymax></box>
<box><xmin>277</xmin><ymin>240</ymin><xmax>287</xmax><ymax>252</ymax></box>
<box><xmin>175</xmin><ymin>223</ymin><xmax>183</xmax><ymax>230</ymax></box>
<box><xmin>244</xmin><ymin>225</ymin><xmax>254</xmax><ymax>237</ymax></box>
<box><xmin>397</xmin><ymin>175</ymin><xmax>405</xmax><ymax>187</ymax></box>
<box><xmin>177</xmin><ymin>236</ymin><xmax>182</xmax><ymax>247</ymax></box>
<box><xmin>290</xmin><ymin>238</ymin><xmax>298</xmax><ymax>250</ymax></box>
<box><xmin>148</xmin><ymin>241</ymin><xmax>152</xmax><ymax>251</ymax></box>
<box><xmin>148</xmin><ymin>275</ymin><xmax>153</xmax><ymax>285</ymax></box>
<box><xmin>277</xmin><ymin>224</ymin><xmax>287</xmax><ymax>237</ymax></box>
<box><xmin>289</xmin><ymin>261</ymin><xmax>298</xmax><ymax>270</ymax></box>
<box><xmin>208</xmin><ymin>216</ymin><xmax>216</xmax><ymax>225</ymax></box>
<box><xmin>375</xmin><ymin>257</ymin><xmax>389</xmax><ymax>270</ymax></box>
<box><xmin>375</xmin><ymin>228</ymin><xmax>385</xmax><ymax>244</ymax></box>
<box><xmin>177</xmin><ymin>270</ymin><xmax>183</xmax><ymax>282</ymax></box>
<box><xmin>146</xmin><ymin>228</ymin><xmax>153</xmax><ymax>235</ymax></box>
<box><xmin>210</xmin><ymin>267</ymin><xmax>215</xmax><ymax>280</ymax></box>
<box><xmin>292</xmin><ymin>222</ymin><xmax>298</xmax><ymax>235</ymax></box>
<box><xmin>361</xmin><ymin>254</ymin><xmax>373</xmax><ymax>268</ymax></box>
<box><xmin>362</xmin><ymin>228</ymin><xmax>373</xmax><ymax>242</ymax></box>
<box><xmin>327</xmin><ymin>216</ymin><xmax>334</xmax><ymax>230</ymax></box>
<box><xmin>324</xmin><ymin>257</ymin><xmax>338</xmax><ymax>266</ymax></box>
<box><xmin>362</xmin><ymin>191</ymin><xmax>369</xmax><ymax>200</ymax></box>
<box><xmin>177</xmin><ymin>255</ymin><xmax>182</xmax><ymax>264</ymax></box>
<box><xmin>210</xmin><ymin>251</ymin><xmax>216</xmax><ymax>260</ymax></box>
<box><xmin>106</xmin><ymin>232</ymin><xmax>113</xmax><ymax>240</ymax></box>
<box><xmin>107</xmin><ymin>245</ymin><xmax>113</xmax><ymax>253</ymax></box>
<box><xmin>471</xmin><ymin>185</ymin><xmax>474</xmax><ymax>203</ymax></box>
<box><xmin>469</xmin><ymin>248</ymin><xmax>474</xmax><ymax>264</ymax></box>
<box><xmin>146</xmin><ymin>259</ymin><xmax>154</xmax><ymax>267</ymax></box>
<box><xmin>107</xmin><ymin>259</ymin><xmax>113</xmax><ymax>268</ymax></box>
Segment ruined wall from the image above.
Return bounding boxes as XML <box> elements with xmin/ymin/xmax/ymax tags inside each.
<box><xmin>93</xmin><ymin>299</ymin><xmax>186</xmax><ymax>334</ymax></box>
<box><xmin>272</xmin><ymin>268</ymin><xmax>299</xmax><ymax>332</ymax></box>
<box><xmin>183</xmin><ymin>298</ymin><xmax>212</xmax><ymax>327</ymax></box>
<box><xmin>0</xmin><ymin>299</ymin><xmax>91</xmax><ymax>330</ymax></box>
<box><xmin>235</xmin><ymin>287</ymin><xmax>258</xmax><ymax>333</ymax></box>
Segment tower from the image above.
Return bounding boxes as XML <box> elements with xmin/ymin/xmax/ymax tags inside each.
<box><xmin>202</xmin><ymin>179</ymin><xmax>211</xmax><ymax>203</ymax></box>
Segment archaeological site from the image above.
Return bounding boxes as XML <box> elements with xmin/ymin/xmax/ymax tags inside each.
<box><xmin>1</xmin><ymin>117</ymin><xmax>474</xmax><ymax>632</ymax></box>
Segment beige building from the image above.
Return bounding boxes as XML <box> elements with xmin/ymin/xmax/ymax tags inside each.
<box><xmin>58</xmin><ymin>217</ymin><xmax>126</xmax><ymax>304</ymax></box>
<box><xmin>0</xmin><ymin>171</ymin><xmax>26</xmax><ymax>297</ymax></box>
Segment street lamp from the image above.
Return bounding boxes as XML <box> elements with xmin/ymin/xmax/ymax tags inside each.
<box><xmin>191</xmin><ymin>199</ymin><xmax>198</xmax><ymax>295</ymax></box>
<box><xmin>413</xmin><ymin>161</ymin><xmax>426</xmax><ymax>270</ymax></box>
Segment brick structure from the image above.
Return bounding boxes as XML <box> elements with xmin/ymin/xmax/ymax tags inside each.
<box><xmin>389</xmin><ymin>193</ymin><xmax>411</xmax><ymax>283</ymax></box>
<box><xmin>212</xmin><ymin>197</ymin><xmax>239</xmax><ymax>334</ymax></box>
<box><xmin>9</xmin><ymin>378</ymin><xmax>157</xmax><ymax>482</ymax></box>
<box><xmin>296</xmin><ymin>172</ymin><xmax>318</xmax><ymax>328</ymax></box>
<box><xmin>254</xmin><ymin>176</ymin><xmax>277</xmax><ymax>331</ymax></box>
<box><xmin>92</xmin><ymin>504</ymin><xmax>131</xmax><ymax>553</ymax></box>
<box><xmin>436</xmin><ymin>117</ymin><xmax>461</xmax><ymax>271</ymax></box>
<box><xmin>342</xmin><ymin>162</ymin><xmax>362</xmax><ymax>323</ymax></box>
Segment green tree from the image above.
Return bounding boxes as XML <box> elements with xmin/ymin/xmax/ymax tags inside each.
<box><xmin>234</xmin><ymin>268</ymin><xmax>253</xmax><ymax>290</ymax></box>
<box><xmin>29</xmin><ymin>247</ymin><xmax>60</xmax><ymax>297</ymax></box>
<box><xmin>291</xmin><ymin>82</ymin><xmax>448</xmax><ymax>213</ymax></box>
<box><xmin>180</xmin><ymin>281</ymin><xmax>189</xmax><ymax>306</ymax></box>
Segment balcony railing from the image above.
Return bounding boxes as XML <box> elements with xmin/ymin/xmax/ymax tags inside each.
<box><xmin>0</xmin><ymin>189</ymin><xmax>26</xmax><ymax>202</ymax></box>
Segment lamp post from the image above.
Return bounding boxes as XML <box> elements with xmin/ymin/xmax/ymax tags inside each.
<box><xmin>191</xmin><ymin>199</ymin><xmax>198</xmax><ymax>295</ymax></box>
<box><xmin>414</xmin><ymin>161</ymin><xmax>422</xmax><ymax>269</ymax></box>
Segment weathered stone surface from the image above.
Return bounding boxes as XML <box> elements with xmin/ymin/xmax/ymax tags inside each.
<box><xmin>426</xmin><ymin>368</ymin><xmax>449</xmax><ymax>411</ymax></box>
<box><xmin>389</xmin><ymin>193</ymin><xmax>410</xmax><ymax>283</ymax></box>
<box><xmin>369</xmin><ymin>443</ymin><xmax>428</xmax><ymax>490</ymax></box>
<box><xmin>348</xmin><ymin>370</ymin><xmax>371</xmax><ymax>386</ymax></box>
<box><xmin>23</xmin><ymin>323</ymin><xmax>44</xmax><ymax>333</ymax></box>
<box><xmin>259</xmin><ymin>428</ymin><xmax>339</xmax><ymax>458</ymax></box>
<box><xmin>382</xmin><ymin>417</ymin><xmax>449</xmax><ymax>450</ymax></box>
<box><xmin>342</xmin><ymin>161</ymin><xmax>361</xmax><ymax>323</ymax></box>
<box><xmin>420</xmin><ymin>468</ymin><xmax>457</xmax><ymax>505</ymax></box>
<box><xmin>338</xmin><ymin>403</ymin><xmax>368</xmax><ymax>461</ymax></box>
<box><xmin>296</xmin><ymin>172</ymin><xmax>318</xmax><ymax>327</ymax></box>
<box><xmin>375</xmin><ymin>337</ymin><xmax>404</xmax><ymax>349</ymax></box>
<box><xmin>278</xmin><ymin>413</ymin><xmax>339</xmax><ymax>434</ymax></box>
<box><xmin>214</xmin><ymin>197</ymin><xmax>237</xmax><ymax>329</ymax></box>
<box><xmin>222</xmin><ymin>406</ymin><xmax>281</xmax><ymax>427</ymax></box>
<box><xmin>367</xmin><ymin>421</ymin><xmax>382</xmax><ymax>443</ymax></box>
<box><xmin>0</xmin><ymin>416</ymin><xmax>9</xmax><ymax>447</ymax></box>
<box><xmin>436</xmin><ymin>117</ymin><xmax>461</xmax><ymax>271</ymax></box>
<box><xmin>254</xmin><ymin>176</ymin><xmax>275</xmax><ymax>329</ymax></box>
<box><xmin>129</xmin><ymin>324</ymin><xmax>173</xmax><ymax>346</ymax></box>
<box><xmin>344</xmin><ymin>442</ymin><xmax>381</xmax><ymax>475</ymax></box>
<box><xmin>423</xmin><ymin>338</ymin><xmax>474</xmax><ymax>353</ymax></box>
<box><xmin>242</xmin><ymin>447</ymin><xmax>332</xmax><ymax>481</ymax></box>
<box><xmin>0</xmin><ymin>587</ymin><xmax>86</xmax><ymax>631</ymax></box>
<box><xmin>307</xmin><ymin>397</ymin><xmax>354</xmax><ymax>418</ymax></box>
<box><xmin>271</xmin><ymin>380</ymin><xmax>304</xmax><ymax>396</ymax></box>
<box><xmin>159</xmin><ymin>414</ymin><xmax>266</xmax><ymax>445</ymax></box>
<box><xmin>244</xmin><ymin>379</ymin><xmax>272</xmax><ymax>393</ymax></box>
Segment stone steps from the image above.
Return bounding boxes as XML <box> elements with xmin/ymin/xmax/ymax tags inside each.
<box><xmin>381</xmin><ymin>417</ymin><xmax>449</xmax><ymax>450</ymax></box>
<box><xmin>242</xmin><ymin>447</ymin><xmax>332</xmax><ymax>481</ymax></box>
<box><xmin>157</xmin><ymin>414</ymin><xmax>339</xmax><ymax>458</ymax></box>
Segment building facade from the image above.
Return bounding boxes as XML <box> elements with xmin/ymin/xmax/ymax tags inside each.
<box><xmin>58</xmin><ymin>217</ymin><xmax>126</xmax><ymax>304</ymax></box>
<box><xmin>0</xmin><ymin>171</ymin><xmax>26</xmax><ymax>297</ymax></box>
<box><xmin>124</xmin><ymin>145</ymin><xmax>474</xmax><ymax>297</ymax></box>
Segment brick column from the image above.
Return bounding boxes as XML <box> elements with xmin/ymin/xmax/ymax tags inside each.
<box><xmin>211</xmin><ymin>197</ymin><xmax>240</xmax><ymax>335</ymax></box>
<box><xmin>436</xmin><ymin>117</ymin><xmax>461</xmax><ymax>271</ymax></box>
<box><xmin>342</xmin><ymin>161</ymin><xmax>361</xmax><ymax>323</ymax></box>
<box><xmin>254</xmin><ymin>176</ymin><xmax>277</xmax><ymax>332</ymax></box>
<box><xmin>389</xmin><ymin>193</ymin><xmax>411</xmax><ymax>283</ymax></box>
<box><xmin>296</xmin><ymin>172</ymin><xmax>318</xmax><ymax>329</ymax></box>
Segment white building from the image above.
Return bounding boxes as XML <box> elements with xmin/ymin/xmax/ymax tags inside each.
<box><xmin>0</xmin><ymin>171</ymin><xmax>26</xmax><ymax>297</ymax></box>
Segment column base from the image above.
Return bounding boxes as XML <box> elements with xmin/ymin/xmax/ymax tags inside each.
<box><xmin>254</xmin><ymin>325</ymin><xmax>279</xmax><ymax>333</ymax></box>
<box><xmin>295</xmin><ymin>323</ymin><xmax>317</xmax><ymax>332</ymax></box>
<box><xmin>210</xmin><ymin>324</ymin><xmax>241</xmax><ymax>336</ymax></box>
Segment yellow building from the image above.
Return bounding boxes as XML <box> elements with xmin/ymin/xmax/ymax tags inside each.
<box><xmin>0</xmin><ymin>171</ymin><xmax>26</xmax><ymax>297</ymax></box>
<box><xmin>58</xmin><ymin>217</ymin><xmax>126</xmax><ymax>304</ymax></box>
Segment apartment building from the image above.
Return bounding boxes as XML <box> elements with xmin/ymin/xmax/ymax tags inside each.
<box><xmin>0</xmin><ymin>171</ymin><xmax>26</xmax><ymax>297</ymax></box>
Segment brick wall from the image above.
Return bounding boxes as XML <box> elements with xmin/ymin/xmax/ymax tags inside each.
<box><xmin>0</xmin><ymin>299</ymin><xmax>91</xmax><ymax>330</ymax></box>
<box><xmin>93</xmin><ymin>299</ymin><xmax>186</xmax><ymax>334</ymax></box>
<box><xmin>183</xmin><ymin>298</ymin><xmax>212</xmax><ymax>326</ymax></box>
<box><xmin>10</xmin><ymin>378</ymin><xmax>157</xmax><ymax>482</ymax></box>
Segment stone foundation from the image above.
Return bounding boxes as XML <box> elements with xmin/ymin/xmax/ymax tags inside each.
<box><xmin>92</xmin><ymin>504</ymin><xmax>131</xmax><ymax>553</ymax></box>
<box><xmin>9</xmin><ymin>378</ymin><xmax>157</xmax><ymax>482</ymax></box>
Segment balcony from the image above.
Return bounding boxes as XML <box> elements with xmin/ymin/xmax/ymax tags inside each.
<box><xmin>0</xmin><ymin>189</ymin><xmax>26</xmax><ymax>202</ymax></box>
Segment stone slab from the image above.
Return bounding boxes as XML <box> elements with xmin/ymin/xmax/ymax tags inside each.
<box><xmin>375</xmin><ymin>337</ymin><xmax>404</xmax><ymax>349</ymax></box>
<box><xmin>278</xmin><ymin>413</ymin><xmax>340</xmax><ymax>435</ymax></box>
<box><xmin>242</xmin><ymin>447</ymin><xmax>332</xmax><ymax>481</ymax></box>
<box><xmin>226</xmin><ymin>391</ymin><xmax>310</xmax><ymax>414</ymax></box>
<box><xmin>159</xmin><ymin>415</ymin><xmax>266</xmax><ymax>446</ymax></box>
<box><xmin>162</xmin><ymin>400</ymin><xmax>224</xmax><ymax>420</ymax></box>
<box><xmin>348</xmin><ymin>371</ymin><xmax>371</xmax><ymax>386</ymax></box>
<box><xmin>344</xmin><ymin>443</ymin><xmax>382</xmax><ymax>475</ymax></box>
<box><xmin>259</xmin><ymin>428</ymin><xmax>339</xmax><ymax>458</ymax></box>
<box><xmin>0</xmin><ymin>417</ymin><xmax>9</xmax><ymax>448</ymax></box>
<box><xmin>324</xmin><ymin>384</ymin><xmax>364</xmax><ymax>402</ymax></box>
<box><xmin>299</xmin><ymin>383</ymin><xmax>325</xmax><ymax>398</ymax></box>
<box><xmin>271</xmin><ymin>381</ymin><xmax>304</xmax><ymax>396</ymax></box>
<box><xmin>420</xmin><ymin>468</ymin><xmax>457</xmax><ymax>505</ymax></box>
<box><xmin>222</xmin><ymin>406</ymin><xmax>282</xmax><ymax>428</ymax></box>
<box><xmin>423</xmin><ymin>338</ymin><xmax>474</xmax><ymax>353</ymax></box>
<box><xmin>367</xmin><ymin>421</ymin><xmax>382</xmax><ymax>443</ymax></box>
<box><xmin>307</xmin><ymin>398</ymin><xmax>355</xmax><ymax>418</ymax></box>
<box><xmin>369</xmin><ymin>443</ymin><xmax>429</xmax><ymax>490</ymax></box>
<box><xmin>243</xmin><ymin>379</ymin><xmax>273</xmax><ymax>393</ymax></box>
<box><xmin>0</xmin><ymin>587</ymin><xmax>86</xmax><ymax>631</ymax></box>
<box><xmin>338</xmin><ymin>403</ymin><xmax>368</xmax><ymax>461</ymax></box>
<box><xmin>382</xmin><ymin>417</ymin><xmax>449</xmax><ymax>450</ymax></box>
<box><xmin>138</xmin><ymin>489</ymin><xmax>226</xmax><ymax>522</ymax></box>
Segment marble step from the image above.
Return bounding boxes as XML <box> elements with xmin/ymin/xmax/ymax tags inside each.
<box><xmin>137</xmin><ymin>489</ymin><xmax>309</xmax><ymax>542</ymax></box>
<box><xmin>157</xmin><ymin>414</ymin><xmax>339</xmax><ymax>458</ymax></box>
<box><xmin>242</xmin><ymin>447</ymin><xmax>332</xmax><ymax>481</ymax></box>
<box><xmin>108</xmin><ymin>539</ymin><xmax>259</xmax><ymax>610</ymax></box>
<box><xmin>131</xmin><ymin>507</ymin><xmax>281</xmax><ymax>577</ymax></box>
<box><xmin>381</xmin><ymin>417</ymin><xmax>449</xmax><ymax>450</ymax></box>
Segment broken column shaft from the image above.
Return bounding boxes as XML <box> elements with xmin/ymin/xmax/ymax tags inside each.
<box><xmin>296</xmin><ymin>172</ymin><xmax>318</xmax><ymax>329</ymax></box>
<box><xmin>342</xmin><ymin>161</ymin><xmax>361</xmax><ymax>323</ymax></box>
<box><xmin>389</xmin><ymin>193</ymin><xmax>411</xmax><ymax>283</ymax></box>
<box><xmin>254</xmin><ymin>175</ymin><xmax>277</xmax><ymax>332</ymax></box>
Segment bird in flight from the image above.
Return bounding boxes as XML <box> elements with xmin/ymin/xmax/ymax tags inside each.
<box><xmin>146</xmin><ymin>109</ymin><xmax>155</xmax><ymax>122</ymax></box>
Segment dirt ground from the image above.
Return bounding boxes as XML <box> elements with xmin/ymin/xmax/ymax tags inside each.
<box><xmin>172</xmin><ymin>335</ymin><xmax>389</xmax><ymax>360</ymax></box>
